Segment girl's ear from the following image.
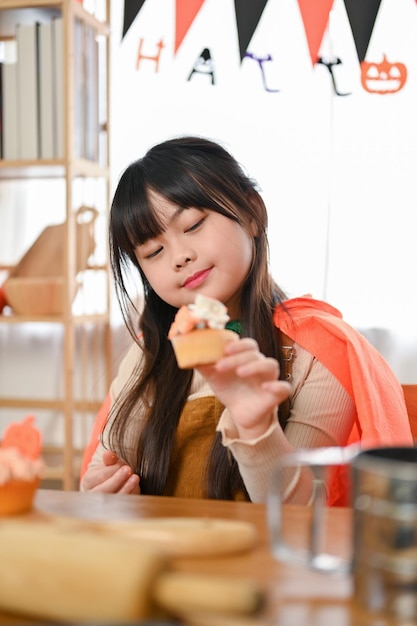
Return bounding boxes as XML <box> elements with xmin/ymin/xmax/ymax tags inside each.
<box><xmin>246</xmin><ymin>190</ymin><xmax>266</xmax><ymax>238</ymax></box>
<box><xmin>249</xmin><ymin>219</ymin><xmax>259</xmax><ymax>237</ymax></box>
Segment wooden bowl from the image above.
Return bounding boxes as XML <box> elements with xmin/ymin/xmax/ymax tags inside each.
<box><xmin>3</xmin><ymin>277</ymin><xmax>66</xmax><ymax>315</ymax></box>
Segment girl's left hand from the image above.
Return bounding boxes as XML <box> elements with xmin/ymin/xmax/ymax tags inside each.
<box><xmin>197</xmin><ymin>338</ymin><xmax>291</xmax><ymax>440</ymax></box>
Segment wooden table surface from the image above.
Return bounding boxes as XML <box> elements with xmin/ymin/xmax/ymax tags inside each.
<box><xmin>0</xmin><ymin>489</ymin><xmax>402</xmax><ymax>625</ymax></box>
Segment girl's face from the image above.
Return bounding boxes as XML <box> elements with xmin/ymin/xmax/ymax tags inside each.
<box><xmin>134</xmin><ymin>191</ymin><xmax>254</xmax><ymax>317</ymax></box>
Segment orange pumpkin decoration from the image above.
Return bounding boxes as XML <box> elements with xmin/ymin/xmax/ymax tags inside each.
<box><xmin>361</xmin><ymin>54</ymin><xmax>407</xmax><ymax>94</ymax></box>
<box><xmin>1</xmin><ymin>415</ymin><xmax>41</xmax><ymax>459</ymax></box>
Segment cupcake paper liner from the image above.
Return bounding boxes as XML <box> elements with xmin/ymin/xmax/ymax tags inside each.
<box><xmin>171</xmin><ymin>328</ymin><xmax>239</xmax><ymax>369</ymax></box>
<box><xmin>0</xmin><ymin>478</ymin><xmax>40</xmax><ymax>516</ymax></box>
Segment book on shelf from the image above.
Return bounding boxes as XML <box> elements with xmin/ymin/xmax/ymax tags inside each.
<box><xmin>52</xmin><ymin>16</ymin><xmax>64</xmax><ymax>159</ymax></box>
<box><xmin>1</xmin><ymin>14</ymin><xmax>100</xmax><ymax>163</ymax></box>
<box><xmin>74</xmin><ymin>19</ymin><xmax>100</xmax><ymax>162</ymax></box>
<box><xmin>16</xmin><ymin>22</ymin><xmax>41</xmax><ymax>160</ymax></box>
<box><xmin>1</xmin><ymin>62</ymin><xmax>19</xmax><ymax>160</ymax></box>
<box><xmin>39</xmin><ymin>21</ymin><xmax>54</xmax><ymax>159</ymax></box>
<box><xmin>84</xmin><ymin>24</ymin><xmax>99</xmax><ymax>162</ymax></box>
<box><xmin>73</xmin><ymin>18</ymin><xmax>86</xmax><ymax>159</ymax></box>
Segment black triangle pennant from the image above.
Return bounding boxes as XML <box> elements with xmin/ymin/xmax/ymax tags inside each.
<box><xmin>234</xmin><ymin>0</ymin><xmax>270</xmax><ymax>62</ymax></box>
<box><xmin>343</xmin><ymin>0</ymin><xmax>382</xmax><ymax>62</ymax></box>
<box><xmin>122</xmin><ymin>0</ymin><xmax>148</xmax><ymax>40</ymax></box>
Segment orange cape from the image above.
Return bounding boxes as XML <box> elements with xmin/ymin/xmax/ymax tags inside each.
<box><xmin>274</xmin><ymin>296</ymin><xmax>412</xmax><ymax>505</ymax></box>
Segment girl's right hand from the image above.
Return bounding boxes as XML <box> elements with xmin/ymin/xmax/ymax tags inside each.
<box><xmin>81</xmin><ymin>450</ymin><xmax>140</xmax><ymax>494</ymax></box>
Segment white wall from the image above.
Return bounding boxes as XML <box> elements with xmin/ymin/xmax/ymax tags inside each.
<box><xmin>110</xmin><ymin>0</ymin><xmax>417</xmax><ymax>382</ymax></box>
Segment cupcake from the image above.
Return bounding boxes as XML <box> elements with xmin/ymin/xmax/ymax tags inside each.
<box><xmin>0</xmin><ymin>415</ymin><xmax>44</xmax><ymax>515</ymax></box>
<box><xmin>168</xmin><ymin>294</ymin><xmax>239</xmax><ymax>369</ymax></box>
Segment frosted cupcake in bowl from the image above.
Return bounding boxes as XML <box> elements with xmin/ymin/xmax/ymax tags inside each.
<box><xmin>0</xmin><ymin>415</ymin><xmax>44</xmax><ymax>515</ymax></box>
<box><xmin>168</xmin><ymin>294</ymin><xmax>239</xmax><ymax>369</ymax></box>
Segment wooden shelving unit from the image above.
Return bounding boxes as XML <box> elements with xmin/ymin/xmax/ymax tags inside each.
<box><xmin>0</xmin><ymin>0</ymin><xmax>112</xmax><ymax>489</ymax></box>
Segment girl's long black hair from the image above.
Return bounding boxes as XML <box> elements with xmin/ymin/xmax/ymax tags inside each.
<box><xmin>107</xmin><ymin>136</ymin><xmax>287</xmax><ymax>500</ymax></box>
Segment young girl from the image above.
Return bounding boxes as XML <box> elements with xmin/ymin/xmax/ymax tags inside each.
<box><xmin>81</xmin><ymin>136</ymin><xmax>412</xmax><ymax>505</ymax></box>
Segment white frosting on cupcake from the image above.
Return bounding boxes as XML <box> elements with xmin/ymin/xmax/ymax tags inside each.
<box><xmin>0</xmin><ymin>447</ymin><xmax>44</xmax><ymax>484</ymax></box>
<box><xmin>188</xmin><ymin>295</ymin><xmax>230</xmax><ymax>329</ymax></box>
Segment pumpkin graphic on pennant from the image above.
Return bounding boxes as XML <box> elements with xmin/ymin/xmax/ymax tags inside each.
<box><xmin>361</xmin><ymin>54</ymin><xmax>407</xmax><ymax>94</ymax></box>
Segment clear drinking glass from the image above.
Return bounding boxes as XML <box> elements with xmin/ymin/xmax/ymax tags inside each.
<box><xmin>267</xmin><ymin>445</ymin><xmax>417</xmax><ymax>621</ymax></box>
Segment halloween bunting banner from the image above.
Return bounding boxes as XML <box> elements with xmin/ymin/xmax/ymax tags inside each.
<box><xmin>122</xmin><ymin>0</ymin><xmax>384</xmax><ymax>61</ymax></box>
<box><xmin>120</xmin><ymin>0</ymin><xmax>408</xmax><ymax>95</ymax></box>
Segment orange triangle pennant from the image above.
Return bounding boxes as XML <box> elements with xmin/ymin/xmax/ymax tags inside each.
<box><xmin>175</xmin><ymin>0</ymin><xmax>207</xmax><ymax>54</ymax></box>
<box><xmin>297</xmin><ymin>0</ymin><xmax>334</xmax><ymax>65</ymax></box>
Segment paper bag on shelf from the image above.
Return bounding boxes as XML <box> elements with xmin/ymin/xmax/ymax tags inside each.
<box><xmin>2</xmin><ymin>205</ymin><xmax>98</xmax><ymax>315</ymax></box>
<box><xmin>7</xmin><ymin>205</ymin><xmax>98</xmax><ymax>278</ymax></box>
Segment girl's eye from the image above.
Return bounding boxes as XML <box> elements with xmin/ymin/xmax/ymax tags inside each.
<box><xmin>186</xmin><ymin>217</ymin><xmax>205</xmax><ymax>233</ymax></box>
<box><xmin>144</xmin><ymin>246</ymin><xmax>163</xmax><ymax>259</ymax></box>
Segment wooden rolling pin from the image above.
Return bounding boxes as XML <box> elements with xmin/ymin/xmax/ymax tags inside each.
<box><xmin>0</xmin><ymin>521</ymin><xmax>263</xmax><ymax>623</ymax></box>
<box><xmin>54</xmin><ymin>515</ymin><xmax>258</xmax><ymax>557</ymax></box>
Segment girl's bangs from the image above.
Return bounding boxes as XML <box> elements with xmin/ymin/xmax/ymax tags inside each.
<box><xmin>113</xmin><ymin>165</ymin><xmax>242</xmax><ymax>258</ymax></box>
<box><xmin>120</xmin><ymin>189</ymin><xmax>167</xmax><ymax>251</ymax></box>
